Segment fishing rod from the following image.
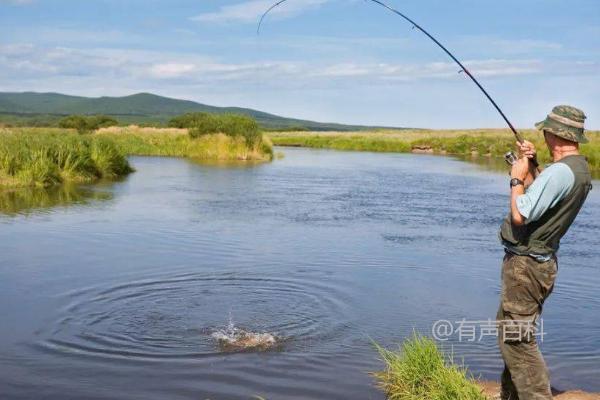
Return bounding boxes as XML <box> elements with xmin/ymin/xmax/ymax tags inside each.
<box><xmin>258</xmin><ymin>0</ymin><xmax>534</xmax><ymax>160</ymax></box>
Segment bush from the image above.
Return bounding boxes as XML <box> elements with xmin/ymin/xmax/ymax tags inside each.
<box><xmin>168</xmin><ymin>112</ymin><xmax>262</xmax><ymax>146</ymax></box>
<box><xmin>59</xmin><ymin>115</ymin><xmax>118</xmax><ymax>134</ymax></box>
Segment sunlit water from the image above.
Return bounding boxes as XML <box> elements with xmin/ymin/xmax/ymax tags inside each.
<box><xmin>0</xmin><ymin>148</ymin><xmax>598</xmax><ymax>399</ymax></box>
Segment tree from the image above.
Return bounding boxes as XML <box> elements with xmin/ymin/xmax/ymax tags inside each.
<box><xmin>169</xmin><ymin>112</ymin><xmax>261</xmax><ymax>146</ymax></box>
<box><xmin>59</xmin><ymin>115</ymin><xmax>118</xmax><ymax>134</ymax></box>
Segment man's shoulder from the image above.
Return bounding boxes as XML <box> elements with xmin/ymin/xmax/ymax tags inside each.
<box><xmin>539</xmin><ymin>161</ymin><xmax>575</xmax><ymax>182</ymax></box>
<box><xmin>524</xmin><ymin>161</ymin><xmax>575</xmax><ymax>200</ymax></box>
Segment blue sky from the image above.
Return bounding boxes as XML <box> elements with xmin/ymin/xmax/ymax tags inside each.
<box><xmin>1</xmin><ymin>0</ymin><xmax>598</xmax><ymax>128</ymax></box>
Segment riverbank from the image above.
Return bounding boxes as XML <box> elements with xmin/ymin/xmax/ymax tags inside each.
<box><xmin>479</xmin><ymin>381</ymin><xmax>600</xmax><ymax>400</ymax></box>
<box><xmin>375</xmin><ymin>336</ymin><xmax>600</xmax><ymax>400</ymax></box>
<box><xmin>269</xmin><ymin>129</ymin><xmax>600</xmax><ymax>176</ymax></box>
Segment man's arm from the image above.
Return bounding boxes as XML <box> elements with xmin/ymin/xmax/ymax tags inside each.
<box><xmin>510</xmin><ymin>157</ymin><xmax>530</xmax><ymax>226</ymax></box>
<box><xmin>511</xmin><ymin>184</ymin><xmax>526</xmax><ymax>225</ymax></box>
<box><xmin>509</xmin><ymin>161</ymin><xmax>575</xmax><ymax>226</ymax></box>
<box><xmin>509</xmin><ymin>139</ymin><xmax>541</xmax><ymax>225</ymax></box>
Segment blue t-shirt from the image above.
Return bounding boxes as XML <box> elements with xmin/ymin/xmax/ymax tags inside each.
<box><xmin>516</xmin><ymin>162</ymin><xmax>575</xmax><ymax>222</ymax></box>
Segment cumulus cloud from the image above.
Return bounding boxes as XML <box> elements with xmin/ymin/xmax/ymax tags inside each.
<box><xmin>191</xmin><ymin>0</ymin><xmax>328</xmax><ymax>23</ymax></box>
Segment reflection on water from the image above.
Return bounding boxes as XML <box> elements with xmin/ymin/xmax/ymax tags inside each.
<box><xmin>190</xmin><ymin>158</ymin><xmax>266</xmax><ymax>169</ymax></box>
<box><xmin>457</xmin><ymin>154</ymin><xmax>512</xmax><ymax>174</ymax></box>
<box><xmin>0</xmin><ymin>184</ymin><xmax>113</xmax><ymax>216</ymax></box>
<box><xmin>0</xmin><ymin>150</ymin><xmax>598</xmax><ymax>400</ymax></box>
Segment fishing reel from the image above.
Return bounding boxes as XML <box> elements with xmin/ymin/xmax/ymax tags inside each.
<box><xmin>504</xmin><ymin>151</ymin><xmax>518</xmax><ymax>166</ymax></box>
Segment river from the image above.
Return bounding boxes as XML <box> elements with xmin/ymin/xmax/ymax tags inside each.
<box><xmin>1</xmin><ymin>147</ymin><xmax>598</xmax><ymax>399</ymax></box>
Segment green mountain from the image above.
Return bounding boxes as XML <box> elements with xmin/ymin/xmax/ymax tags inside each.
<box><xmin>0</xmin><ymin>92</ymin><xmax>399</xmax><ymax>131</ymax></box>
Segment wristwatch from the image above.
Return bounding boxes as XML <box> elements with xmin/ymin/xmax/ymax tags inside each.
<box><xmin>510</xmin><ymin>178</ymin><xmax>524</xmax><ymax>188</ymax></box>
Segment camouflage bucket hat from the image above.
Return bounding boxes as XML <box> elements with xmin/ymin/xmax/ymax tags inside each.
<box><xmin>535</xmin><ymin>105</ymin><xmax>588</xmax><ymax>143</ymax></box>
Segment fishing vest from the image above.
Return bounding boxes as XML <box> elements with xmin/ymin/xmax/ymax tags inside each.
<box><xmin>500</xmin><ymin>155</ymin><xmax>592</xmax><ymax>256</ymax></box>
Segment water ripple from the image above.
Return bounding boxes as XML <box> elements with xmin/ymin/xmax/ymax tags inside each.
<box><xmin>33</xmin><ymin>271</ymin><xmax>355</xmax><ymax>362</ymax></box>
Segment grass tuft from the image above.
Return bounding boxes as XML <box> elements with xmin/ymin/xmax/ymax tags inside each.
<box><xmin>0</xmin><ymin>130</ymin><xmax>133</xmax><ymax>188</ymax></box>
<box><xmin>373</xmin><ymin>334</ymin><xmax>486</xmax><ymax>400</ymax></box>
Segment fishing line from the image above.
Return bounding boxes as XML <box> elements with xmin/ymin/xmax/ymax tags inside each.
<box><xmin>257</xmin><ymin>0</ymin><xmax>526</xmax><ymax>144</ymax></box>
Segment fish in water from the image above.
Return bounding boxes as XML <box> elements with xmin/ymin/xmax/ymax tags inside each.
<box><xmin>211</xmin><ymin>320</ymin><xmax>279</xmax><ymax>351</ymax></box>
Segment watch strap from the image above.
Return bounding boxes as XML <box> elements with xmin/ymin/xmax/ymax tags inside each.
<box><xmin>510</xmin><ymin>178</ymin><xmax>524</xmax><ymax>187</ymax></box>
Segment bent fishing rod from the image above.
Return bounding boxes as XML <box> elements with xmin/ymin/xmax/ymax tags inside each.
<box><xmin>257</xmin><ymin>0</ymin><xmax>529</xmax><ymax>149</ymax></box>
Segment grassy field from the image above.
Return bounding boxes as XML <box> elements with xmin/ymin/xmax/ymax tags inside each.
<box><xmin>373</xmin><ymin>335</ymin><xmax>486</xmax><ymax>400</ymax></box>
<box><xmin>0</xmin><ymin>128</ymin><xmax>133</xmax><ymax>188</ymax></box>
<box><xmin>270</xmin><ymin>129</ymin><xmax>600</xmax><ymax>176</ymax></box>
<box><xmin>97</xmin><ymin>126</ymin><xmax>274</xmax><ymax>161</ymax></box>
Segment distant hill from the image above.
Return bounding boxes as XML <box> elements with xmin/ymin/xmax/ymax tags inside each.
<box><xmin>0</xmin><ymin>92</ymin><xmax>401</xmax><ymax>131</ymax></box>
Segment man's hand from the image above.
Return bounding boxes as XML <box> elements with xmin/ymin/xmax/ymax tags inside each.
<box><xmin>511</xmin><ymin>157</ymin><xmax>530</xmax><ymax>181</ymax></box>
<box><xmin>516</xmin><ymin>140</ymin><xmax>536</xmax><ymax>159</ymax></box>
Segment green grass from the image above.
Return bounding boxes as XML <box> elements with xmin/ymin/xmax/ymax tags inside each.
<box><xmin>373</xmin><ymin>335</ymin><xmax>486</xmax><ymax>400</ymax></box>
<box><xmin>97</xmin><ymin>126</ymin><xmax>273</xmax><ymax>161</ymax></box>
<box><xmin>270</xmin><ymin>129</ymin><xmax>600</xmax><ymax>176</ymax></box>
<box><xmin>0</xmin><ymin>129</ymin><xmax>133</xmax><ymax>188</ymax></box>
<box><xmin>273</xmin><ymin>134</ymin><xmax>412</xmax><ymax>153</ymax></box>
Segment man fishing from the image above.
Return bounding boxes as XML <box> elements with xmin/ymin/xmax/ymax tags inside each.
<box><xmin>258</xmin><ymin>2</ymin><xmax>594</xmax><ymax>397</ymax></box>
<box><xmin>497</xmin><ymin>105</ymin><xmax>592</xmax><ymax>400</ymax></box>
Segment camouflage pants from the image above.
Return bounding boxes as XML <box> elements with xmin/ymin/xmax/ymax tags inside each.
<box><xmin>496</xmin><ymin>253</ymin><xmax>557</xmax><ymax>400</ymax></box>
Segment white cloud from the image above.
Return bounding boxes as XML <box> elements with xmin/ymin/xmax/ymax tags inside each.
<box><xmin>191</xmin><ymin>0</ymin><xmax>328</xmax><ymax>24</ymax></box>
<box><xmin>2</xmin><ymin>43</ymin><xmax>596</xmax><ymax>89</ymax></box>
<box><xmin>149</xmin><ymin>63</ymin><xmax>197</xmax><ymax>79</ymax></box>
<box><xmin>315</xmin><ymin>59</ymin><xmax>544</xmax><ymax>81</ymax></box>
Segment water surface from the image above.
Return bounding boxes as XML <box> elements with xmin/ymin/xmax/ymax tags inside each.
<box><xmin>1</xmin><ymin>148</ymin><xmax>599</xmax><ymax>399</ymax></box>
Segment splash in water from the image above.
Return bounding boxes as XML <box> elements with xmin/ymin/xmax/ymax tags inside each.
<box><xmin>211</xmin><ymin>314</ymin><xmax>279</xmax><ymax>352</ymax></box>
